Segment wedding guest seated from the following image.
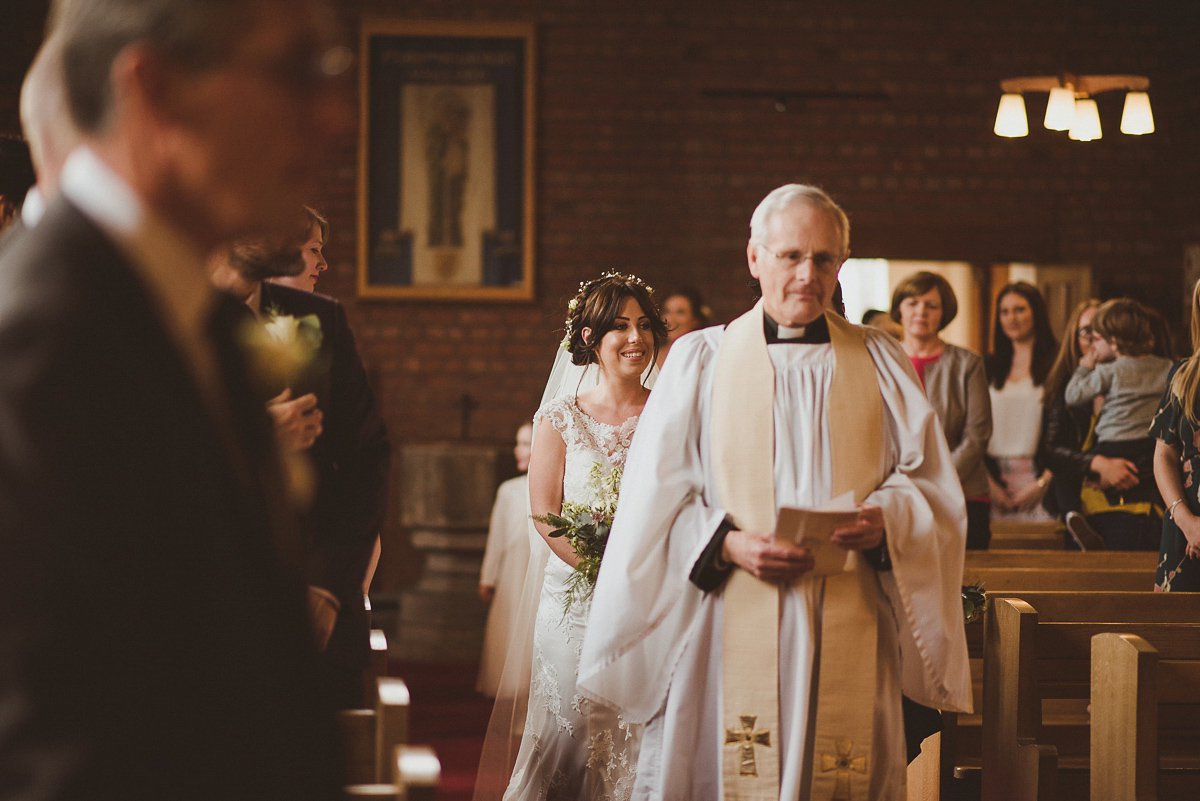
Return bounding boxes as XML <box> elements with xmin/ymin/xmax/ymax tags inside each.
<box><xmin>1065</xmin><ymin>298</ymin><xmax>1172</xmax><ymax>550</ymax></box>
<box><xmin>891</xmin><ymin>271</ymin><xmax>993</xmax><ymax>548</ymax></box>
<box><xmin>211</xmin><ymin>212</ymin><xmax>391</xmax><ymax>708</ymax></box>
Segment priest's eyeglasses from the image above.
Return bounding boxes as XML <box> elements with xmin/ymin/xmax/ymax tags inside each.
<box><xmin>754</xmin><ymin>243</ymin><xmax>841</xmax><ymax>273</ymax></box>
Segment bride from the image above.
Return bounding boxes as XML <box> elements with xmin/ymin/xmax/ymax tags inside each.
<box><xmin>476</xmin><ymin>272</ymin><xmax>666</xmax><ymax>801</ymax></box>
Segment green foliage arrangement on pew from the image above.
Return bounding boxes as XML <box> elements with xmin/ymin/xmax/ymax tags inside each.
<box><xmin>962</xmin><ymin>581</ymin><xmax>987</xmax><ymax>624</ymax></box>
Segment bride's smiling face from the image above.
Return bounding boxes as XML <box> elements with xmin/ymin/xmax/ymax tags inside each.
<box><xmin>585</xmin><ymin>296</ymin><xmax>654</xmax><ymax>379</ymax></box>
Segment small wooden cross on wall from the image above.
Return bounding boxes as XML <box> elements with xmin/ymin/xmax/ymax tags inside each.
<box><xmin>455</xmin><ymin>392</ymin><xmax>477</xmax><ymax>440</ymax></box>
<box><xmin>725</xmin><ymin>714</ymin><xmax>771</xmax><ymax>776</ymax></box>
<box><xmin>820</xmin><ymin>738</ymin><xmax>868</xmax><ymax>800</ymax></box>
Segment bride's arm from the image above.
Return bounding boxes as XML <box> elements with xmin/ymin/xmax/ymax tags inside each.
<box><xmin>528</xmin><ymin>422</ymin><xmax>582</xmax><ymax>568</ymax></box>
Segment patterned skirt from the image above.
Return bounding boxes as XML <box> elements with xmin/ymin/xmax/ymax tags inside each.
<box><xmin>1156</xmin><ymin>515</ymin><xmax>1200</xmax><ymax>591</ymax></box>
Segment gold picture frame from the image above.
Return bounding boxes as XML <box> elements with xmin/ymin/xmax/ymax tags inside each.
<box><xmin>357</xmin><ymin>19</ymin><xmax>536</xmax><ymax>301</ymax></box>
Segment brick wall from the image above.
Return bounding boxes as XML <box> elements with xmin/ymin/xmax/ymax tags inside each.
<box><xmin>4</xmin><ymin>0</ymin><xmax>1198</xmax><ymax>587</ymax></box>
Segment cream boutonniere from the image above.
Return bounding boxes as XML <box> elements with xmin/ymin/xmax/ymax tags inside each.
<box><xmin>240</xmin><ymin>308</ymin><xmax>323</xmax><ymax>393</ymax></box>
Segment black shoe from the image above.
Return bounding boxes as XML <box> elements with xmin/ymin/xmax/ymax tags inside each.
<box><xmin>1065</xmin><ymin>511</ymin><xmax>1105</xmax><ymax>551</ymax></box>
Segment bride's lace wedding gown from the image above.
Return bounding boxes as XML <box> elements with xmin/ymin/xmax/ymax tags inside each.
<box><xmin>503</xmin><ymin>396</ymin><xmax>642</xmax><ymax>801</ymax></box>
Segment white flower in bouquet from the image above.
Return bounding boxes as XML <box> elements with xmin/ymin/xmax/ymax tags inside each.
<box><xmin>239</xmin><ymin>309</ymin><xmax>323</xmax><ymax>394</ymax></box>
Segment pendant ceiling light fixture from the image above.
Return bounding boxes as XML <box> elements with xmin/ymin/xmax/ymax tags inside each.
<box><xmin>993</xmin><ymin>73</ymin><xmax>1153</xmax><ymax>141</ymax></box>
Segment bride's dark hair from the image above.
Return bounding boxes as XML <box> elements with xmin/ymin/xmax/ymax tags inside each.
<box><xmin>563</xmin><ymin>274</ymin><xmax>667</xmax><ymax>367</ymax></box>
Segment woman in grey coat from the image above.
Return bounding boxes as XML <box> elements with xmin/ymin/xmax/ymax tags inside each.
<box><xmin>892</xmin><ymin>271</ymin><xmax>994</xmax><ymax>548</ymax></box>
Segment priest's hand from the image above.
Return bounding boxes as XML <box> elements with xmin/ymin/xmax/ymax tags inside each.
<box><xmin>830</xmin><ymin>505</ymin><xmax>886</xmax><ymax>551</ymax></box>
<box><xmin>722</xmin><ymin>529</ymin><xmax>814</xmax><ymax>583</ymax></box>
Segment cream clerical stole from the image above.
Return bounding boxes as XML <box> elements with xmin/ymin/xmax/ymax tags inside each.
<box><xmin>711</xmin><ymin>301</ymin><xmax>886</xmax><ymax>801</ymax></box>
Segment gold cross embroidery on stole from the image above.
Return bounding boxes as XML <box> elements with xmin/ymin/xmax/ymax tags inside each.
<box><xmin>820</xmin><ymin>739</ymin><xmax>868</xmax><ymax>800</ymax></box>
<box><xmin>725</xmin><ymin>715</ymin><xmax>772</xmax><ymax>776</ymax></box>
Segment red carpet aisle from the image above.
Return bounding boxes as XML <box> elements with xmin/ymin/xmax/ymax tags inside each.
<box><xmin>392</xmin><ymin>660</ymin><xmax>492</xmax><ymax>801</ymax></box>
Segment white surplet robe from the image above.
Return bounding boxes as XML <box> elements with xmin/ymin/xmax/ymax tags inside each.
<box><xmin>577</xmin><ymin>325</ymin><xmax>972</xmax><ymax>801</ymax></box>
<box><xmin>477</xmin><ymin>474</ymin><xmax>533</xmax><ymax>697</ymax></box>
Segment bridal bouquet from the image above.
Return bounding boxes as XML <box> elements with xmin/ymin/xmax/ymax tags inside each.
<box><xmin>533</xmin><ymin>462</ymin><xmax>623</xmax><ymax>614</ymax></box>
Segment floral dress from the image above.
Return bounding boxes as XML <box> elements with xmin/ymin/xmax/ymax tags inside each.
<box><xmin>1147</xmin><ymin>363</ymin><xmax>1200</xmax><ymax>591</ymax></box>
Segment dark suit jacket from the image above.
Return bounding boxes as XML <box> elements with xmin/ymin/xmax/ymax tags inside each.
<box><xmin>259</xmin><ymin>282</ymin><xmax>391</xmax><ymax>703</ymax></box>
<box><xmin>0</xmin><ymin>199</ymin><xmax>343</xmax><ymax>800</ymax></box>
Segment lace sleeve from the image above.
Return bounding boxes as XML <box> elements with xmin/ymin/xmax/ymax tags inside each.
<box><xmin>536</xmin><ymin>396</ymin><xmax>577</xmax><ymax>447</ymax></box>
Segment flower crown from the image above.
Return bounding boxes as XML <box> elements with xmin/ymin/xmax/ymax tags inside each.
<box><xmin>561</xmin><ymin>271</ymin><xmax>655</xmax><ymax>350</ymax></box>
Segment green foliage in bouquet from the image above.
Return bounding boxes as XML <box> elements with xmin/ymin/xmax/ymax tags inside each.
<box><xmin>532</xmin><ymin>463</ymin><xmax>623</xmax><ymax>614</ymax></box>
<box><xmin>962</xmin><ymin>581</ymin><xmax>987</xmax><ymax>625</ymax></box>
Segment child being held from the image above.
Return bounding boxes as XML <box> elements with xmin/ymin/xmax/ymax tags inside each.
<box><xmin>1064</xmin><ymin>298</ymin><xmax>1173</xmax><ymax>549</ymax></box>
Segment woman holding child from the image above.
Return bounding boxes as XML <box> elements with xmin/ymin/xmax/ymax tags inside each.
<box><xmin>1064</xmin><ymin>299</ymin><xmax>1172</xmax><ymax>550</ymax></box>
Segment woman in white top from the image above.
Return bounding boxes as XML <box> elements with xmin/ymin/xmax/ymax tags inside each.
<box><xmin>985</xmin><ymin>281</ymin><xmax>1059</xmax><ymax>522</ymax></box>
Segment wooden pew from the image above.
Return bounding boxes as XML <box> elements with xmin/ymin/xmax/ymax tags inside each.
<box><xmin>963</xmin><ymin>550</ymin><xmax>1156</xmax><ymax>570</ymax></box>
<box><xmin>944</xmin><ymin>591</ymin><xmax>1200</xmax><ymax>793</ymax></box>
<box><xmin>343</xmin><ymin>745</ymin><xmax>441</xmax><ymax>800</ymax></box>
<box><xmin>339</xmin><ymin>630</ymin><xmax>395</xmax><ymax>784</ymax></box>
<box><xmin>338</xmin><ymin>708</ymin><xmax>377</xmax><ymax>785</ymax></box>
<box><xmin>393</xmin><ymin>745</ymin><xmax>440</xmax><ymax>800</ymax></box>
<box><xmin>375</xmin><ymin>677</ymin><xmax>411</xmax><ymax>783</ymax></box>
<box><xmin>365</xmin><ymin>628</ymin><xmax>390</xmax><ymax>707</ymax></box>
<box><xmin>990</xmin><ymin>521</ymin><xmax>1063</xmax><ymax>550</ymax></box>
<box><xmin>337</xmin><ymin>674</ymin><xmax>411</xmax><ymax>786</ymax></box>
<box><xmin>979</xmin><ymin>593</ymin><xmax>1200</xmax><ymax>801</ymax></box>
<box><xmin>962</xmin><ymin>567</ymin><xmax>1155</xmax><ymax>592</ymax></box>
<box><xmin>1091</xmin><ymin>632</ymin><xmax>1200</xmax><ymax>801</ymax></box>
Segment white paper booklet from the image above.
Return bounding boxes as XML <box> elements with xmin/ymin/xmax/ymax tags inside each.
<box><xmin>774</xmin><ymin>491</ymin><xmax>859</xmax><ymax>576</ymax></box>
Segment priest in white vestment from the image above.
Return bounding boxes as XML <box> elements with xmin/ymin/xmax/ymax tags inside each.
<box><xmin>577</xmin><ymin>185</ymin><xmax>972</xmax><ymax>801</ymax></box>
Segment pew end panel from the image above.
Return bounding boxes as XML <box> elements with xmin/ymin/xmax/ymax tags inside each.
<box><xmin>1091</xmin><ymin>631</ymin><xmax>1200</xmax><ymax>801</ymax></box>
<box><xmin>337</xmin><ymin>708</ymin><xmax>378</xmax><ymax>785</ymax></box>
<box><xmin>375</xmin><ymin>677</ymin><xmax>411</xmax><ymax>783</ymax></box>
<box><xmin>393</xmin><ymin>744</ymin><xmax>441</xmax><ymax>801</ymax></box>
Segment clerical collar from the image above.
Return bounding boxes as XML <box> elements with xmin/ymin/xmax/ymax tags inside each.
<box><xmin>763</xmin><ymin>311</ymin><xmax>831</xmax><ymax>344</ymax></box>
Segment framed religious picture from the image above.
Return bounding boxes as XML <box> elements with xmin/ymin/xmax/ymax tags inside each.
<box><xmin>357</xmin><ymin>19</ymin><xmax>536</xmax><ymax>301</ymax></box>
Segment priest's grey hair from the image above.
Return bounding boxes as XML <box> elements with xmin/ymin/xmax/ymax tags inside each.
<box><xmin>748</xmin><ymin>184</ymin><xmax>850</xmax><ymax>257</ymax></box>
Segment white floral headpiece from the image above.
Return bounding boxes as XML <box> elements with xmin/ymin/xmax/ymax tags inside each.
<box><xmin>560</xmin><ymin>271</ymin><xmax>655</xmax><ymax>350</ymax></box>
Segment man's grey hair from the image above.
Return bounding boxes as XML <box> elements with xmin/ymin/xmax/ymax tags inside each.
<box><xmin>49</xmin><ymin>0</ymin><xmax>253</xmax><ymax>134</ymax></box>
<box><xmin>748</xmin><ymin>184</ymin><xmax>850</xmax><ymax>257</ymax></box>
<box><xmin>19</xmin><ymin>34</ymin><xmax>80</xmax><ymax>182</ymax></box>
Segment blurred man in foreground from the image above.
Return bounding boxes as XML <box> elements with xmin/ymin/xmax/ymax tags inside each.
<box><xmin>0</xmin><ymin>0</ymin><xmax>354</xmax><ymax>797</ymax></box>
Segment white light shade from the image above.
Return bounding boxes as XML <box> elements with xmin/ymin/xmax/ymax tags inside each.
<box><xmin>994</xmin><ymin>93</ymin><xmax>1028</xmax><ymax>137</ymax></box>
<box><xmin>1044</xmin><ymin>87</ymin><xmax>1075</xmax><ymax>131</ymax></box>
<box><xmin>1120</xmin><ymin>91</ymin><xmax>1154</xmax><ymax>134</ymax></box>
<box><xmin>1068</xmin><ymin>98</ymin><xmax>1102</xmax><ymax>141</ymax></box>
